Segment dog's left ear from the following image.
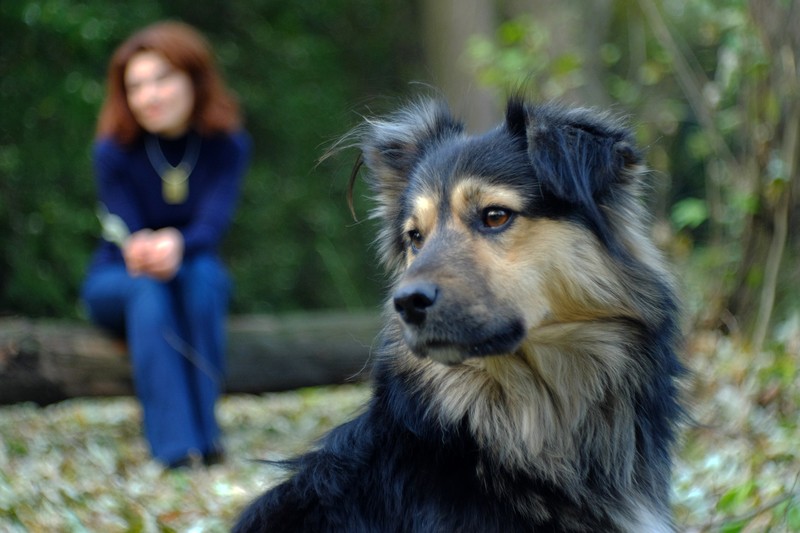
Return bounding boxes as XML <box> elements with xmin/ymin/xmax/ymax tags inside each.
<box><xmin>359</xmin><ymin>99</ymin><xmax>464</xmax><ymax>204</ymax></box>
<box><xmin>506</xmin><ymin>99</ymin><xmax>642</xmax><ymax>210</ymax></box>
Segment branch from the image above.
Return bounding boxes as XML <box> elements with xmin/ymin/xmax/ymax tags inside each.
<box><xmin>701</xmin><ymin>493</ymin><xmax>795</xmax><ymax>531</ymax></box>
<box><xmin>636</xmin><ymin>0</ymin><xmax>739</xmax><ymax>171</ymax></box>
<box><xmin>751</xmin><ymin>93</ymin><xmax>799</xmax><ymax>351</ymax></box>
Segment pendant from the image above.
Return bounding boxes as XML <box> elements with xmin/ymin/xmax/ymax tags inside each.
<box><xmin>162</xmin><ymin>165</ymin><xmax>189</xmax><ymax>204</ymax></box>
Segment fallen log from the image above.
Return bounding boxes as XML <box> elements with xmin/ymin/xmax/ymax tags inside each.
<box><xmin>0</xmin><ymin>312</ymin><xmax>382</xmax><ymax>405</ymax></box>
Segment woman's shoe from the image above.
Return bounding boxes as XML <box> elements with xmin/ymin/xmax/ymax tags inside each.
<box><xmin>203</xmin><ymin>449</ymin><xmax>225</xmax><ymax>466</ymax></box>
<box><xmin>166</xmin><ymin>450</ymin><xmax>203</xmax><ymax>470</ymax></box>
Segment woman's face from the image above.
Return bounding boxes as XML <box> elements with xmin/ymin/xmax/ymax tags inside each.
<box><xmin>125</xmin><ymin>50</ymin><xmax>195</xmax><ymax>137</ymax></box>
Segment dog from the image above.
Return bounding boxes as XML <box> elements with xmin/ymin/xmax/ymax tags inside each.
<box><xmin>233</xmin><ymin>97</ymin><xmax>684</xmax><ymax>532</ymax></box>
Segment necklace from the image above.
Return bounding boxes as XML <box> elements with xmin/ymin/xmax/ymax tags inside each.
<box><xmin>145</xmin><ymin>133</ymin><xmax>201</xmax><ymax>204</ymax></box>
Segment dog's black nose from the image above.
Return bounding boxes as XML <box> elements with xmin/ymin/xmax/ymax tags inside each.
<box><xmin>393</xmin><ymin>281</ymin><xmax>438</xmax><ymax>326</ymax></box>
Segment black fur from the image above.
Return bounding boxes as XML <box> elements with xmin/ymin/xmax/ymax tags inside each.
<box><xmin>234</xmin><ymin>98</ymin><xmax>684</xmax><ymax>533</ymax></box>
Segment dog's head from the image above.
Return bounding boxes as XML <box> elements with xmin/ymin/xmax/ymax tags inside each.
<box><xmin>354</xmin><ymin>98</ymin><xmax>672</xmax><ymax>365</ymax></box>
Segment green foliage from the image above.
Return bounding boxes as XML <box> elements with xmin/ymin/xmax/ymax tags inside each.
<box><xmin>671</xmin><ymin>197</ymin><xmax>709</xmax><ymax>231</ymax></box>
<box><xmin>467</xmin><ymin>15</ymin><xmax>586</xmax><ymax>100</ymax></box>
<box><xmin>1</xmin><ymin>0</ymin><xmax>420</xmax><ymax>317</ymax></box>
<box><xmin>0</xmin><ymin>0</ymin><xmax>155</xmax><ymax>317</ymax></box>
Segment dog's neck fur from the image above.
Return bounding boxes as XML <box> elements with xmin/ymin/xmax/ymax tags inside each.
<box><xmin>388</xmin><ymin>318</ymin><xmax>673</xmax><ymax>528</ymax></box>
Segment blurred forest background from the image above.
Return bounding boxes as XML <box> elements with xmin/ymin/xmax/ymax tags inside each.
<box><xmin>2</xmin><ymin>0</ymin><xmax>800</xmax><ymax>531</ymax></box>
<box><xmin>1</xmin><ymin>0</ymin><xmax>798</xmax><ymax>350</ymax></box>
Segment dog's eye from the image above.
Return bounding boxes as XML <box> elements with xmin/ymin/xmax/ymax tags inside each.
<box><xmin>407</xmin><ymin>229</ymin><xmax>424</xmax><ymax>251</ymax></box>
<box><xmin>482</xmin><ymin>207</ymin><xmax>512</xmax><ymax>229</ymax></box>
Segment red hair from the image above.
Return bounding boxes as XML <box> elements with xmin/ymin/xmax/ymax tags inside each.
<box><xmin>96</xmin><ymin>21</ymin><xmax>241</xmax><ymax>144</ymax></box>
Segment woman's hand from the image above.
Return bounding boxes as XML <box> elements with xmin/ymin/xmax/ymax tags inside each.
<box><xmin>123</xmin><ymin>227</ymin><xmax>184</xmax><ymax>281</ymax></box>
<box><xmin>123</xmin><ymin>229</ymin><xmax>154</xmax><ymax>277</ymax></box>
<box><xmin>147</xmin><ymin>227</ymin><xmax>184</xmax><ymax>280</ymax></box>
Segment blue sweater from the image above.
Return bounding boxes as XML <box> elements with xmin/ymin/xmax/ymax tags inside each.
<box><xmin>87</xmin><ymin>130</ymin><xmax>251</xmax><ymax>273</ymax></box>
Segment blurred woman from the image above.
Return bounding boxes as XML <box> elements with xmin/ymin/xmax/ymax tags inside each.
<box><xmin>81</xmin><ymin>21</ymin><xmax>250</xmax><ymax>469</ymax></box>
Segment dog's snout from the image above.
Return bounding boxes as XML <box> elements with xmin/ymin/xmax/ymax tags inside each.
<box><xmin>393</xmin><ymin>281</ymin><xmax>439</xmax><ymax>326</ymax></box>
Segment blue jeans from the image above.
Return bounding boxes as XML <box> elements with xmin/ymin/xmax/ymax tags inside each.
<box><xmin>81</xmin><ymin>254</ymin><xmax>230</xmax><ymax>465</ymax></box>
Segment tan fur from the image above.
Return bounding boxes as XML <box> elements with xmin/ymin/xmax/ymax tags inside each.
<box><xmin>449</xmin><ymin>178</ymin><xmax>527</xmax><ymax>215</ymax></box>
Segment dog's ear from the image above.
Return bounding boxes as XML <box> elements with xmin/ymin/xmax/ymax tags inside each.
<box><xmin>506</xmin><ymin>99</ymin><xmax>642</xmax><ymax>210</ymax></box>
<box><xmin>353</xmin><ymin>99</ymin><xmax>463</xmax><ymax>269</ymax></box>
<box><xmin>359</xmin><ymin>99</ymin><xmax>464</xmax><ymax>202</ymax></box>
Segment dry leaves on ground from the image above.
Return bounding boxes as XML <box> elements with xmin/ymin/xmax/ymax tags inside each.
<box><xmin>1</xmin><ymin>328</ymin><xmax>798</xmax><ymax>532</ymax></box>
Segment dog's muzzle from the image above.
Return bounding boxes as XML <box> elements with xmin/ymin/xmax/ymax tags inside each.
<box><xmin>391</xmin><ymin>278</ymin><xmax>526</xmax><ymax>365</ymax></box>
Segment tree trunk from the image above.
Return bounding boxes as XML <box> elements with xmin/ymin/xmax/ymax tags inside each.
<box><xmin>421</xmin><ymin>0</ymin><xmax>499</xmax><ymax>131</ymax></box>
<box><xmin>0</xmin><ymin>312</ymin><xmax>382</xmax><ymax>405</ymax></box>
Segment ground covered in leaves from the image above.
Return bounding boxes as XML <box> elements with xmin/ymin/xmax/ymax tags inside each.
<box><xmin>1</xmin><ymin>329</ymin><xmax>799</xmax><ymax>532</ymax></box>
